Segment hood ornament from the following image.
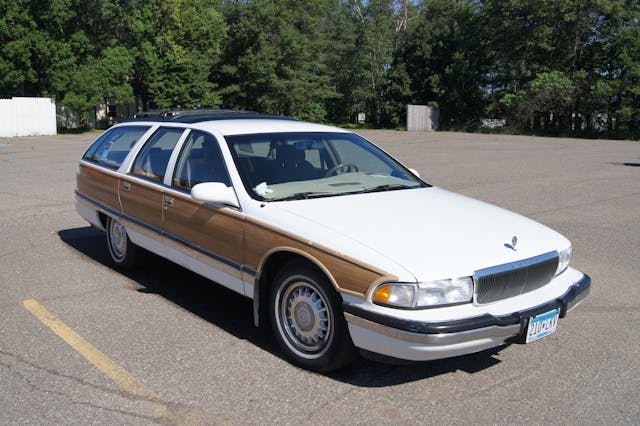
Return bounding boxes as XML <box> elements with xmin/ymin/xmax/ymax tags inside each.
<box><xmin>505</xmin><ymin>236</ymin><xmax>518</xmax><ymax>251</ymax></box>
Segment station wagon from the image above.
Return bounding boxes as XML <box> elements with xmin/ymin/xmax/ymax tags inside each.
<box><xmin>75</xmin><ymin>110</ymin><xmax>590</xmax><ymax>371</ymax></box>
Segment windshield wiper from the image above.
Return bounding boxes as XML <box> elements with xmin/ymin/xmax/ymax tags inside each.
<box><xmin>269</xmin><ymin>192</ymin><xmax>334</xmax><ymax>201</ymax></box>
<box><xmin>356</xmin><ymin>184</ymin><xmax>414</xmax><ymax>194</ymax></box>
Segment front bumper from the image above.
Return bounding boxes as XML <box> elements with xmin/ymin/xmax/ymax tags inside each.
<box><xmin>343</xmin><ymin>273</ymin><xmax>590</xmax><ymax>361</ymax></box>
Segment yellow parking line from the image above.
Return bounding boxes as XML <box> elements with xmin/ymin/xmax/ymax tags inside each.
<box><xmin>23</xmin><ymin>299</ymin><xmax>167</xmax><ymax>418</ymax></box>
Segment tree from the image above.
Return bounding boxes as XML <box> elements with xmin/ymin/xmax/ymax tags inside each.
<box><xmin>0</xmin><ymin>0</ymin><xmax>637</xmax><ymax>134</ymax></box>
<box><xmin>528</xmin><ymin>71</ymin><xmax>575</xmax><ymax>129</ymax></box>
<box><xmin>128</xmin><ymin>0</ymin><xmax>226</xmax><ymax>109</ymax></box>
<box><xmin>218</xmin><ymin>0</ymin><xmax>336</xmax><ymax>121</ymax></box>
<box><xmin>348</xmin><ymin>0</ymin><xmax>397</xmax><ymax>126</ymax></box>
<box><xmin>58</xmin><ymin>47</ymin><xmax>135</xmax><ymax>116</ymax></box>
<box><xmin>0</xmin><ymin>0</ymin><xmax>38</xmax><ymax>97</ymax></box>
<box><xmin>398</xmin><ymin>0</ymin><xmax>486</xmax><ymax>128</ymax></box>
<box><xmin>610</xmin><ymin>0</ymin><xmax>640</xmax><ymax>130</ymax></box>
<box><xmin>482</xmin><ymin>0</ymin><xmax>640</xmax><ymax>133</ymax></box>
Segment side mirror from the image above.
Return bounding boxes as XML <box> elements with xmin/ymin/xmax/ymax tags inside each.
<box><xmin>409</xmin><ymin>168</ymin><xmax>420</xmax><ymax>178</ymax></box>
<box><xmin>191</xmin><ymin>182</ymin><xmax>240</xmax><ymax>208</ymax></box>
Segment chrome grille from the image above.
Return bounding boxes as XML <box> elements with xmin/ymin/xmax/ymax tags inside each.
<box><xmin>474</xmin><ymin>252</ymin><xmax>559</xmax><ymax>304</ymax></box>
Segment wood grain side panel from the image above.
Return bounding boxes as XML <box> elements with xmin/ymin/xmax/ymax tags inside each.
<box><xmin>119</xmin><ymin>178</ymin><xmax>163</xmax><ymax>229</ymax></box>
<box><xmin>244</xmin><ymin>220</ymin><xmax>397</xmax><ymax>297</ymax></box>
<box><xmin>76</xmin><ymin>164</ymin><xmax>121</xmax><ymax>211</ymax></box>
<box><xmin>162</xmin><ymin>194</ymin><xmax>245</xmax><ymax>267</ymax></box>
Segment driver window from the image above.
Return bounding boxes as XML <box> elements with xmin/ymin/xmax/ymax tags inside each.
<box><xmin>172</xmin><ymin>131</ymin><xmax>231</xmax><ymax>190</ymax></box>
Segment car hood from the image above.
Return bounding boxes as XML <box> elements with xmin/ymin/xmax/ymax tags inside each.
<box><xmin>268</xmin><ymin>187</ymin><xmax>570</xmax><ymax>282</ymax></box>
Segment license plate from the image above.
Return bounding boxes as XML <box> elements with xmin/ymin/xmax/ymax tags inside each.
<box><xmin>526</xmin><ymin>308</ymin><xmax>560</xmax><ymax>343</ymax></box>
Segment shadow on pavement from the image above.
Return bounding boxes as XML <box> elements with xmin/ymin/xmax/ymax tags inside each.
<box><xmin>610</xmin><ymin>161</ymin><xmax>640</xmax><ymax>167</ymax></box>
<box><xmin>58</xmin><ymin>225</ymin><xmax>505</xmax><ymax>386</ymax></box>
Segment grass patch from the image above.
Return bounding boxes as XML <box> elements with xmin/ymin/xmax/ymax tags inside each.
<box><xmin>58</xmin><ymin>127</ymin><xmax>104</xmax><ymax>135</ymax></box>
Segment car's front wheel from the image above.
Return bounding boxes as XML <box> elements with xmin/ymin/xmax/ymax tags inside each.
<box><xmin>269</xmin><ymin>260</ymin><xmax>357</xmax><ymax>372</ymax></box>
<box><xmin>106</xmin><ymin>217</ymin><xmax>141</xmax><ymax>270</ymax></box>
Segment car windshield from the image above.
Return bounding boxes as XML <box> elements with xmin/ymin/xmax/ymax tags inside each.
<box><xmin>226</xmin><ymin>132</ymin><xmax>427</xmax><ymax>201</ymax></box>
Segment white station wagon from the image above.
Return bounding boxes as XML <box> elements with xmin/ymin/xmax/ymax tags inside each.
<box><xmin>75</xmin><ymin>110</ymin><xmax>590</xmax><ymax>372</ymax></box>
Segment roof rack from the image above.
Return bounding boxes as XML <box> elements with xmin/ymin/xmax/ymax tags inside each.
<box><xmin>132</xmin><ymin>109</ymin><xmax>258</xmax><ymax>119</ymax></box>
<box><xmin>127</xmin><ymin>109</ymin><xmax>297</xmax><ymax>123</ymax></box>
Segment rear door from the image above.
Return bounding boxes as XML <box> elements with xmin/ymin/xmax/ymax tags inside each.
<box><xmin>119</xmin><ymin>127</ymin><xmax>186</xmax><ymax>231</ymax></box>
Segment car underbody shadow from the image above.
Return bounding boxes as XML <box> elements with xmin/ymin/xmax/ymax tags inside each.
<box><xmin>59</xmin><ymin>225</ymin><xmax>506</xmax><ymax>385</ymax></box>
<box><xmin>328</xmin><ymin>346</ymin><xmax>505</xmax><ymax>387</ymax></box>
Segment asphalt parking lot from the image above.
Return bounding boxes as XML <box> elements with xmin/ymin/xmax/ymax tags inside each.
<box><xmin>1</xmin><ymin>129</ymin><xmax>638</xmax><ymax>425</ymax></box>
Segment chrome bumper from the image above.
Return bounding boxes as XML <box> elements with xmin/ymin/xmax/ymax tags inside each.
<box><xmin>343</xmin><ymin>274</ymin><xmax>591</xmax><ymax>361</ymax></box>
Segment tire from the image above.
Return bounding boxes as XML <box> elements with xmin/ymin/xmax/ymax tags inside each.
<box><xmin>269</xmin><ymin>260</ymin><xmax>357</xmax><ymax>372</ymax></box>
<box><xmin>106</xmin><ymin>217</ymin><xmax>141</xmax><ymax>270</ymax></box>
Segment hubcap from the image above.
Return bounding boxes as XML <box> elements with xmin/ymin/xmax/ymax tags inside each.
<box><xmin>109</xmin><ymin>220</ymin><xmax>127</xmax><ymax>261</ymax></box>
<box><xmin>280</xmin><ymin>281</ymin><xmax>331</xmax><ymax>354</ymax></box>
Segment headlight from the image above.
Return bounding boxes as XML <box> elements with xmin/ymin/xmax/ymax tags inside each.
<box><xmin>372</xmin><ymin>277</ymin><xmax>473</xmax><ymax>309</ymax></box>
<box><xmin>372</xmin><ymin>283</ymin><xmax>415</xmax><ymax>307</ymax></box>
<box><xmin>556</xmin><ymin>246</ymin><xmax>572</xmax><ymax>276</ymax></box>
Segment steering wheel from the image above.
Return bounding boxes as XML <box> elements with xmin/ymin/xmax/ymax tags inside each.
<box><xmin>323</xmin><ymin>163</ymin><xmax>359</xmax><ymax>178</ymax></box>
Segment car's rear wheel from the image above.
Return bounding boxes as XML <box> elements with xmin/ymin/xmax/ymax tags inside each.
<box><xmin>269</xmin><ymin>260</ymin><xmax>357</xmax><ymax>372</ymax></box>
<box><xmin>106</xmin><ymin>217</ymin><xmax>140</xmax><ymax>270</ymax></box>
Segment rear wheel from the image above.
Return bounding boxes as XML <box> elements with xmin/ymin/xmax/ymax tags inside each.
<box><xmin>106</xmin><ymin>217</ymin><xmax>141</xmax><ymax>270</ymax></box>
<box><xmin>269</xmin><ymin>260</ymin><xmax>357</xmax><ymax>372</ymax></box>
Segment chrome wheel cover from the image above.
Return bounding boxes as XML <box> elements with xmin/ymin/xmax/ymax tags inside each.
<box><xmin>108</xmin><ymin>219</ymin><xmax>127</xmax><ymax>261</ymax></box>
<box><xmin>278</xmin><ymin>278</ymin><xmax>332</xmax><ymax>357</ymax></box>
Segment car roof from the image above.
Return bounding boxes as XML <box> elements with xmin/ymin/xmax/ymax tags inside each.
<box><xmin>192</xmin><ymin>119</ymin><xmax>349</xmax><ymax>136</ymax></box>
<box><xmin>122</xmin><ymin>109</ymin><xmax>349</xmax><ymax>136</ymax></box>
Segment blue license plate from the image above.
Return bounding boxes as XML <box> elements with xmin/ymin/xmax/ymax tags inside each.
<box><xmin>526</xmin><ymin>308</ymin><xmax>560</xmax><ymax>343</ymax></box>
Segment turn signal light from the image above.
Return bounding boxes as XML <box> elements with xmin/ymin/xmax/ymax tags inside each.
<box><xmin>373</xmin><ymin>284</ymin><xmax>392</xmax><ymax>303</ymax></box>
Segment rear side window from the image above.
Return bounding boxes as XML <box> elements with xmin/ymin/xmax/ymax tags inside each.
<box><xmin>131</xmin><ymin>127</ymin><xmax>185</xmax><ymax>182</ymax></box>
<box><xmin>82</xmin><ymin>126</ymin><xmax>150</xmax><ymax>170</ymax></box>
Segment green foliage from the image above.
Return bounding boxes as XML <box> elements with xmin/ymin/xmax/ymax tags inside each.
<box><xmin>504</xmin><ymin>71</ymin><xmax>576</xmax><ymax>129</ymax></box>
<box><xmin>398</xmin><ymin>0</ymin><xmax>487</xmax><ymax>128</ymax></box>
<box><xmin>0</xmin><ymin>0</ymin><xmax>37</xmax><ymax>94</ymax></box>
<box><xmin>128</xmin><ymin>0</ymin><xmax>226</xmax><ymax>109</ymax></box>
<box><xmin>483</xmin><ymin>0</ymin><xmax>640</xmax><ymax>132</ymax></box>
<box><xmin>0</xmin><ymin>0</ymin><xmax>638</xmax><ymax>137</ymax></box>
<box><xmin>347</xmin><ymin>0</ymin><xmax>396</xmax><ymax>126</ymax></box>
<box><xmin>529</xmin><ymin>72</ymin><xmax>574</xmax><ymax>113</ymax></box>
<box><xmin>218</xmin><ymin>0</ymin><xmax>336</xmax><ymax>121</ymax></box>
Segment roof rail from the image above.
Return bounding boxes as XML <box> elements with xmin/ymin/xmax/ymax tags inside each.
<box><xmin>132</xmin><ymin>109</ymin><xmax>258</xmax><ymax>119</ymax></box>
<box><xmin>126</xmin><ymin>109</ymin><xmax>297</xmax><ymax>123</ymax></box>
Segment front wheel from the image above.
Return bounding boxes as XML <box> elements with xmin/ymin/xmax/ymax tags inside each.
<box><xmin>106</xmin><ymin>217</ymin><xmax>141</xmax><ymax>270</ymax></box>
<box><xmin>269</xmin><ymin>260</ymin><xmax>357</xmax><ymax>372</ymax></box>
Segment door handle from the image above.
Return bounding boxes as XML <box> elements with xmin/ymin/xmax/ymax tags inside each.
<box><xmin>163</xmin><ymin>196</ymin><xmax>174</xmax><ymax>207</ymax></box>
<box><xmin>121</xmin><ymin>181</ymin><xmax>131</xmax><ymax>191</ymax></box>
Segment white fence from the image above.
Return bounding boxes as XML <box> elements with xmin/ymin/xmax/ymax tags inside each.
<box><xmin>407</xmin><ymin>104</ymin><xmax>439</xmax><ymax>132</ymax></box>
<box><xmin>0</xmin><ymin>97</ymin><xmax>57</xmax><ymax>137</ymax></box>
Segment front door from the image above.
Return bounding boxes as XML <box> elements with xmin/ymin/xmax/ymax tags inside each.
<box><xmin>161</xmin><ymin>130</ymin><xmax>246</xmax><ymax>295</ymax></box>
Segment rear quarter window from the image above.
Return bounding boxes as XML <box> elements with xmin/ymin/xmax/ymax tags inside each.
<box><xmin>82</xmin><ymin>126</ymin><xmax>151</xmax><ymax>170</ymax></box>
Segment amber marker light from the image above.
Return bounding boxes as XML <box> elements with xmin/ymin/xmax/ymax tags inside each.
<box><xmin>373</xmin><ymin>284</ymin><xmax>392</xmax><ymax>303</ymax></box>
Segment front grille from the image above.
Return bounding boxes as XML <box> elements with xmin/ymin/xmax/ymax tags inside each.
<box><xmin>474</xmin><ymin>252</ymin><xmax>559</xmax><ymax>304</ymax></box>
